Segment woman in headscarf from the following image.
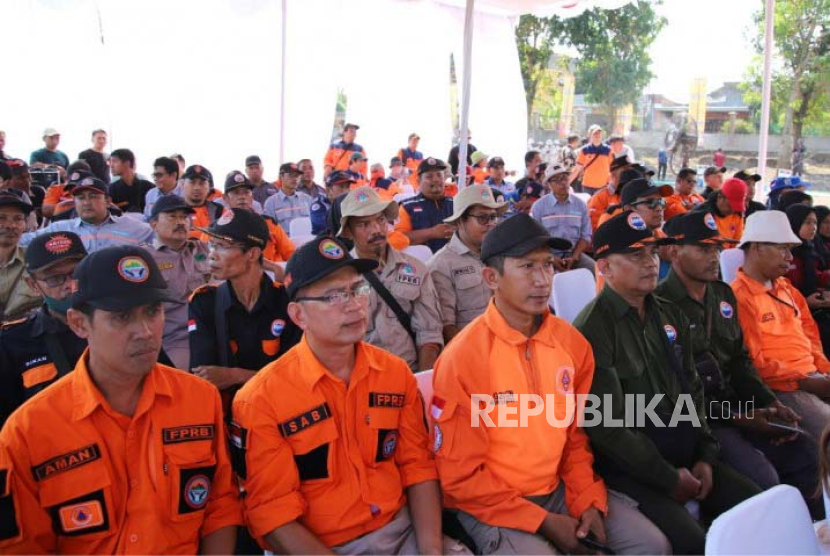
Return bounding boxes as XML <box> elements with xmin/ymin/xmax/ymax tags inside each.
<box><xmin>813</xmin><ymin>205</ymin><xmax>830</xmax><ymax>265</ymax></box>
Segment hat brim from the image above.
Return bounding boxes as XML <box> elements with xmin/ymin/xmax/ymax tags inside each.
<box><xmin>288</xmin><ymin>258</ymin><xmax>378</xmax><ymax>299</ymax></box>
<box><xmin>224</xmin><ymin>183</ymin><xmax>254</xmax><ymax>192</ymax></box>
<box><xmin>78</xmin><ymin>287</ymin><xmax>176</xmax><ymax>312</ymax></box>
<box><xmin>70</xmin><ymin>185</ymin><xmax>107</xmax><ymax>196</ymax></box>
<box><xmin>444</xmin><ymin>200</ymin><xmax>507</xmax><ymax>223</ymax></box>
<box><xmin>196</xmin><ymin>227</ymin><xmax>266</xmax><ymax>248</ymax></box>
<box><xmin>338</xmin><ymin>201</ymin><xmax>398</xmax><ymax>236</ymax></box>
<box><xmin>27</xmin><ymin>252</ymin><xmax>85</xmax><ymax>273</ymax></box>
<box><xmin>493</xmin><ymin>236</ymin><xmax>573</xmax><ymax>260</ymax></box>
<box><xmin>595</xmin><ymin>236</ymin><xmax>675</xmax><ymax>259</ymax></box>
<box><xmin>0</xmin><ymin>199</ymin><xmax>33</xmax><ymax>214</ymax></box>
<box><xmin>673</xmin><ymin>235</ymin><xmax>739</xmax><ymax>246</ymax></box>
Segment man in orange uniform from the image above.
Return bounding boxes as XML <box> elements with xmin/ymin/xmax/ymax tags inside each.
<box><xmin>569</xmin><ymin>125</ymin><xmax>613</xmax><ymax>195</ymax></box>
<box><xmin>431</xmin><ymin>213</ymin><xmax>670</xmax><ymax>555</ymax></box>
<box><xmin>231</xmin><ymin>236</ymin><xmax>468</xmax><ymax>554</ymax></box>
<box><xmin>324</xmin><ymin>123</ymin><xmax>367</xmax><ymax>178</ymax></box>
<box><xmin>665</xmin><ymin>168</ymin><xmax>705</xmax><ymax>222</ymax></box>
<box><xmin>182</xmin><ymin>165</ymin><xmax>223</xmax><ymax>238</ymax></box>
<box><xmin>398</xmin><ymin>132</ymin><xmax>423</xmax><ymax>187</ymax></box>
<box><xmin>731</xmin><ymin>210</ymin><xmax>830</xmax><ymax>440</ymax></box>
<box><xmin>0</xmin><ymin>245</ymin><xmax>241</xmax><ymax>553</ymax></box>
<box><xmin>692</xmin><ymin>177</ymin><xmax>745</xmax><ymax>241</ymax></box>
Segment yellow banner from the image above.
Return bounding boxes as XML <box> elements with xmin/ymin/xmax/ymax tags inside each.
<box><xmin>688</xmin><ymin>77</ymin><xmax>707</xmax><ymax>142</ymax></box>
<box><xmin>558</xmin><ymin>73</ymin><xmax>575</xmax><ymax>139</ymax></box>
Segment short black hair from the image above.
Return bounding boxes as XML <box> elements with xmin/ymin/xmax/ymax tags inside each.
<box><xmin>297</xmin><ymin>158</ymin><xmax>312</xmax><ymax>168</ymax></box>
<box><xmin>484</xmin><ymin>254</ymin><xmax>507</xmax><ymax>274</ymax></box>
<box><xmin>677</xmin><ymin>168</ymin><xmax>696</xmax><ymax>180</ymax></box>
<box><xmin>67</xmin><ymin>160</ymin><xmax>92</xmax><ymax>174</ymax></box>
<box><xmin>110</xmin><ymin>148</ymin><xmax>135</xmax><ymax>168</ymax></box>
<box><xmin>154</xmin><ymin>156</ymin><xmax>179</xmax><ymax>179</ymax></box>
<box><xmin>524</xmin><ymin>151</ymin><xmax>541</xmax><ymax>165</ymax></box>
<box><xmin>171</xmin><ymin>153</ymin><xmax>185</xmax><ymax>165</ymax></box>
<box><xmin>567</xmin><ymin>135</ymin><xmax>579</xmax><ymax>143</ymax></box>
<box><xmin>91</xmin><ymin>129</ymin><xmax>106</xmax><ymax>138</ymax></box>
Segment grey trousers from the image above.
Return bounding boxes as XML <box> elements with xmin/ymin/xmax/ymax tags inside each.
<box><xmin>776</xmin><ymin>389</ymin><xmax>830</xmax><ymax>441</ymax></box>
<box><xmin>454</xmin><ymin>484</ymin><xmax>671</xmax><ymax>555</ymax></box>
<box><xmin>334</xmin><ymin>507</ymin><xmax>471</xmax><ymax>556</ymax></box>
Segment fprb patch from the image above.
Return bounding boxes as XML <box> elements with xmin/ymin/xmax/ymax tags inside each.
<box><xmin>184</xmin><ymin>475</ymin><xmax>211</xmax><ymax>510</ymax></box>
<box><xmin>271</xmin><ymin>318</ymin><xmax>286</xmax><ymax>337</ymax></box>
<box><xmin>627</xmin><ymin>212</ymin><xmax>647</xmax><ymax>231</ymax></box>
<box><xmin>720</xmin><ymin>301</ymin><xmax>734</xmax><ymax>319</ymax></box>
<box><xmin>664</xmin><ymin>324</ymin><xmax>677</xmax><ymax>344</ymax></box>
<box><xmin>117</xmin><ymin>257</ymin><xmax>150</xmax><ymax>283</ymax></box>
<box><xmin>704</xmin><ymin>213</ymin><xmax>718</xmax><ymax>231</ymax></box>
<box><xmin>162</xmin><ymin>424</ymin><xmax>215</xmax><ymax>444</ymax></box>
<box><xmin>44</xmin><ymin>234</ymin><xmax>73</xmax><ymax>254</ymax></box>
<box><xmin>217</xmin><ymin>209</ymin><xmax>234</xmax><ymax>226</ymax></box>
<box><xmin>318</xmin><ymin>239</ymin><xmax>344</xmax><ymax>260</ymax></box>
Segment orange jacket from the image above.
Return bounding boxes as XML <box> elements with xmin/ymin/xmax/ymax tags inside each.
<box><xmin>731</xmin><ymin>270</ymin><xmax>830</xmax><ymax>391</ymax></box>
<box><xmin>325</xmin><ymin>143</ymin><xmax>367</xmax><ymax>175</ymax></box>
<box><xmin>715</xmin><ymin>212</ymin><xmax>743</xmax><ymax>241</ymax></box>
<box><xmin>664</xmin><ymin>192</ymin><xmax>705</xmax><ymax>221</ymax></box>
<box><xmin>472</xmin><ymin>167</ymin><xmax>489</xmax><ymax>184</ymax></box>
<box><xmin>0</xmin><ymin>355</ymin><xmax>242</xmax><ymax>554</ymax></box>
<box><xmin>232</xmin><ymin>338</ymin><xmax>437</xmax><ymax>547</ymax></box>
<box><xmin>588</xmin><ymin>188</ymin><xmax>619</xmax><ymax>231</ymax></box>
<box><xmin>431</xmin><ymin>299</ymin><xmax>607</xmax><ymax>533</ymax></box>
<box><xmin>263</xmin><ymin>217</ymin><xmax>295</xmax><ymax>262</ymax></box>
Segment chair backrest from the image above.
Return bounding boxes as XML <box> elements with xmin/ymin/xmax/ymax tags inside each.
<box><xmin>414</xmin><ymin>369</ymin><xmax>434</xmax><ymax>409</ymax></box>
<box><xmin>394</xmin><ymin>193</ymin><xmax>415</xmax><ymax>203</ymax></box>
<box><xmin>573</xmin><ymin>192</ymin><xmax>591</xmax><ymax>204</ymax></box>
<box><xmin>291</xmin><ymin>234</ymin><xmax>315</xmax><ymax>248</ymax></box>
<box><xmin>720</xmin><ymin>248</ymin><xmax>745</xmax><ymax>284</ymax></box>
<box><xmin>289</xmin><ymin>217</ymin><xmax>312</xmax><ymax>237</ymax></box>
<box><xmin>403</xmin><ymin>245</ymin><xmax>433</xmax><ymax>263</ymax></box>
<box><xmin>551</xmin><ymin>268</ymin><xmax>597</xmax><ymax>323</ymax></box>
<box><xmin>706</xmin><ymin>485</ymin><xmax>820</xmax><ymax>555</ymax></box>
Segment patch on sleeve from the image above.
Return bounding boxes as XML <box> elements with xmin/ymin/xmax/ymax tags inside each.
<box><xmin>432</xmin><ymin>423</ymin><xmax>443</xmax><ymax>453</ymax></box>
<box><xmin>31</xmin><ymin>445</ymin><xmax>101</xmax><ymax>482</ymax></box>
<box><xmin>47</xmin><ymin>489</ymin><xmax>110</xmax><ymax>536</ymax></box>
<box><xmin>375</xmin><ymin>429</ymin><xmax>399</xmax><ymax>462</ymax></box>
<box><xmin>228</xmin><ymin>421</ymin><xmax>249</xmax><ymax>480</ymax></box>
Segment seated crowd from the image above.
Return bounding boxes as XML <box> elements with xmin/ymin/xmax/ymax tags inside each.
<box><xmin>0</xmin><ymin>124</ymin><xmax>829</xmax><ymax>555</ymax></box>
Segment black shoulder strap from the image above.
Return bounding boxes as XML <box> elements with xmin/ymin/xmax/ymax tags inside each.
<box><xmin>44</xmin><ymin>334</ymin><xmax>73</xmax><ymax>376</ymax></box>
<box><xmin>363</xmin><ymin>270</ymin><xmax>417</xmax><ymax>344</ymax></box>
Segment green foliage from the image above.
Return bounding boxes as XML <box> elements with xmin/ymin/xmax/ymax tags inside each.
<box><xmin>720</xmin><ymin>119</ymin><xmax>756</xmax><ymax>134</ymax></box>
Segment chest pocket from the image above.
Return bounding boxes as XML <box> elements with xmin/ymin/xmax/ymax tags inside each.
<box><xmin>286</xmin><ymin>419</ymin><xmax>339</xmax><ymax>483</ymax></box>
<box><xmin>162</xmin><ymin>439</ymin><xmax>217</xmax><ymax>522</ymax></box>
<box><xmin>365</xmin><ymin>407</ymin><xmax>402</xmax><ymax>467</ymax></box>
<box><xmin>454</xmin><ymin>270</ymin><xmax>488</xmax><ymax>320</ymax></box>
<box><xmin>387</xmin><ymin>276</ymin><xmax>420</xmax><ymax>319</ymax></box>
<box><xmin>38</xmin><ymin>461</ymin><xmax>116</xmax><ymax>540</ymax></box>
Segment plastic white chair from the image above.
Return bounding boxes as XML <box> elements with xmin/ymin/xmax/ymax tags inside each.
<box><xmin>720</xmin><ymin>248</ymin><xmax>745</xmax><ymax>284</ymax></box>
<box><xmin>289</xmin><ymin>217</ymin><xmax>312</xmax><ymax>237</ymax></box>
<box><xmin>403</xmin><ymin>245</ymin><xmax>433</xmax><ymax>263</ymax></box>
<box><xmin>394</xmin><ymin>193</ymin><xmax>415</xmax><ymax>203</ymax></box>
<box><xmin>573</xmin><ymin>192</ymin><xmax>591</xmax><ymax>204</ymax></box>
<box><xmin>415</xmin><ymin>369</ymin><xmax>434</xmax><ymax>409</ymax></box>
<box><xmin>706</xmin><ymin>485</ymin><xmax>820</xmax><ymax>555</ymax></box>
<box><xmin>551</xmin><ymin>268</ymin><xmax>596</xmax><ymax>323</ymax></box>
<box><xmin>291</xmin><ymin>234</ymin><xmax>315</xmax><ymax>248</ymax></box>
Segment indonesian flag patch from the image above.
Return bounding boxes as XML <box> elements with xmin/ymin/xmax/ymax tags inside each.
<box><xmin>188</xmin><ymin>319</ymin><xmax>197</xmax><ymax>333</ymax></box>
<box><xmin>430</xmin><ymin>396</ymin><xmax>446</xmax><ymax>420</ymax></box>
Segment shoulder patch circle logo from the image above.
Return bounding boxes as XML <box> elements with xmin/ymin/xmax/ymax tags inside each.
<box><xmin>627</xmin><ymin>212</ymin><xmax>647</xmax><ymax>231</ymax></box>
<box><xmin>664</xmin><ymin>324</ymin><xmax>677</xmax><ymax>344</ymax></box>
<box><xmin>720</xmin><ymin>301</ymin><xmax>734</xmax><ymax>319</ymax></box>
<box><xmin>271</xmin><ymin>318</ymin><xmax>285</xmax><ymax>337</ymax></box>
<box><xmin>704</xmin><ymin>212</ymin><xmax>718</xmax><ymax>231</ymax></box>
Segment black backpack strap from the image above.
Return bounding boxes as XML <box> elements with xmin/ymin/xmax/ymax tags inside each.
<box><xmin>363</xmin><ymin>270</ymin><xmax>417</xmax><ymax>345</ymax></box>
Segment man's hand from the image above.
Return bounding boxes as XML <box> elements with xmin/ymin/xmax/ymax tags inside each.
<box><xmin>577</xmin><ymin>507</ymin><xmax>607</xmax><ymax>544</ymax></box>
<box><xmin>430</xmin><ymin>223</ymin><xmax>455</xmax><ymax>241</ymax></box>
<box><xmin>670</xmin><ymin>467</ymin><xmax>702</xmax><ymax>502</ymax></box>
<box><xmin>733</xmin><ymin>406</ymin><xmax>798</xmax><ymax>443</ymax></box>
<box><xmin>514</xmin><ymin>198</ymin><xmax>535</xmax><ymax>213</ymax></box>
<box><xmin>805</xmin><ymin>291</ymin><xmax>830</xmax><ymax>310</ymax></box>
<box><xmin>192</xmin><ymin>366</ymin><xmax>250</xmax><ymax>390</ymax></box>
<box><xmin>538</xmin><ymin>513</ymin><xmax>589</xmax><ymax>554</ymax></box>
<box><xmin>691</xmin><ymin>462</ymin><xmax>713</xmax><ymax>501</ymax></box>
<box><xmin>554</xmin><ymin>257</ymin><xmax>569</xmax><ymax>273</ymax></box>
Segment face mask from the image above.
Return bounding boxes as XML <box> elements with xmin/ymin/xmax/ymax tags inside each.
<box><xmin>45</xmin><ymin>295</ymin><xmax>73</xmax><ymax>315</ymax></box>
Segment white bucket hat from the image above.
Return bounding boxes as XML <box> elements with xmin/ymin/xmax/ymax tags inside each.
<box><xmin>737</xmin><ymin>210</ymin><xmax>802</xmax><ymax>248</ymax></box>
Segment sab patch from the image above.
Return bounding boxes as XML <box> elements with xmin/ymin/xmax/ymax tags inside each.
<box><xmin>279</xmin><ymin>404</ymin><xmax>331</xmax><ymax>437</ymax></box>
<box><xmin>178</xmin><ymin>465</ymin><xmax>215</xmax><ymax>514</ymax></box>
<box><xmin>162</xmin><ymin>424</ymin><xmax>215</xmax><ymax>445</ymax></box>
<box><xmin>375</xmin><ymin>429</ymin><xmax>398</xmax><ymax>462</ymax></box>
<box><xmin>369</xmin><ymin>392</ymin><xmax>406</xmax><ymax>408</ymax></box>
<box><xmin>48</xmin><ymin>489</ymin><xmax>109</xmax><ymax>536</ymax></box>
<box><xmin>32</xmin><ymin>444</ymin><xmax>101</xmax><ymax>482</ymax></box>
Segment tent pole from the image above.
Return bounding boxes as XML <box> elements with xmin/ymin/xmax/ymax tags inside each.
<box><xmin>279</xmin><ymin>0</ymin><xmax>288</xmax><ymax>164</ymax></box>
<box><xmin>457</xmin><ymin>0</ymin><xmax>474</xmax><ymax>190</ymax></box>
<box><xmin>757</xmin><ymin>0</ymin><xmax>774</xmax><ymax>195</ymax></box>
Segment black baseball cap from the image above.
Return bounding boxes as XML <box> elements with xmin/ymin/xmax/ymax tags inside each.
<box><xmin>284</xmin><ymin>236</ymin><xmax>377</xmax><ymax>299</ymax></box>
<box><xmin>418</xmin><ymin>157</ymin><xmax>448</xmax><ymax>176</ymax></box>
<box><xmin>198</xmin><ymin>208</ymin><xmax>269</xmax><ymax>249</ymax></box>
<box><xmin>481</xmin><ymin>213</ymin><xmax>571</xmax><ymax>263</ymax></box>
<box><xmin>621</xmin><ymin>178</ymin><xmax>673</xmax><ymax>206</ymax></box>
<box><xmin>343</xmin><ymin>123</ymin><xmax>360</xmax><ymax>131</ymax></box>
<box><xmin>71</xmin><ymin>175</ymin><xmax>108</xmax><ymax>196</ymax></box>
<box><xmin>630</xmin><ymin>163</ymin><xmax>656</xmax><ymax>177</ymax></box>
<box><xmin>704</xmin><ymin>166</ymin><xmax>727</xmax><ymax>177</ymax></box>
<box><xmin>71</xmin><ymin>245</ymin><xmax>173</xmax><ymax>311</ymax></box>
<box><xmin>734</xmin><ymin>169</ymin><xmax>762</xmax><ymax>182</ymax></box>
<box><xmin>593</xmin><ymin>210</ymin><xmax>674</xmax><ymax>259</ymax></box>
<box><xmin>389</xmin><ymin>157</ymin><xmax>403</xmax><ymax>167</ymax></box>
<box><xmin>224</xmin><ymin>170</ymin><xmax>254</xmax><ymax>192</ymax></box>
<box><xmin>26</xmin><ymin>231</ymin><xmax>87</xmax><ymax>272</ymax></box>
<box><xmin>67</xmin><ymin>169</ymin><xmax>95</xmax><ymax>186</ymax></box>
<box><xmin>326</xmin><ymin>170</ymin><xmax>357</xmax><ymax>188</ymax></box>
<box><xmin>279</xmin><ymin>162</ymin><xmax>302</xmax><ymax>176</ymax></box>
<box><xmin>488</xmin><ymin>156</ymin><xmax>505</xmax><ymax>168</ymax></box>
<box><xmin>663</xmin><ymin>211</ymin><xmax>738</xmax><ymax>246</ymax></box>
<box><xmin>183</xmin><ymin>164</ymin><xmax>211</xmax><ymax>181</ymax></box>
<box><xmin>610</xmin><ymin>155</ymin><xmax>632</xmax><ymax>172</ymax></box>
<box><xmin>0</xmin><ymin>188</ymin><xmax>33</xmax><ymax>214</ymax></box>
<box><xmin>520</xmin><ymin>180</ymin><xmax>545</xmax><ymax>200</ymax></box>
<box><xmin>245</xmin><ymin>155</ymin><xmax>262</xmax><ymax>166</ymax></box>
<box><xmin>149</xmin><ymin>194</ymin><xmax>195</xmax><ymax>220</ymax></box>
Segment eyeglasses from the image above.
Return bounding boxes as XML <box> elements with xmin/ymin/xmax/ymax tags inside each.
<box><xmin>34</xmin><ymin>271</ymin><xmax>75</xmax><ymax>288</ymax></box>
<box><xmin>631</xmin><ymin>198</ymin><xmax>666</xmax><ymax>210</ymax></box>
<box><xmin>295</xmin><ymin>283</ymin><xmax>371</xmax><ymax>306</ymax></box>
<box><xmin>152</xmin><ymin>172</ymin><xmax>168</xmax><ymax>179</ymax></box>
<box><xmin>466</xmin><ymin>213</ymin><xmax>500</xmax><ymax>225</ymax></box>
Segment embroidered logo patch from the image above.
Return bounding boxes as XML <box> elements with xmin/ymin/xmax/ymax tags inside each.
<box><xmin>664</xmin><ymin>324</ymin><xmax>677</xmax><ymax>344</ymax></box>
<box><xmin>44</xmin><ymin>234</ymin><xmax>73</xmax><ymax>254</ymax></box>
<box><xmin>117</xmin><ymin>257</ymin><xmax>149</xmax><ymax>283</ymax></box>
<box><xmin>704</xmin><ymin>213</ymin><xmax>718</xmax><ymax>231</ymax></box>
<box><xmin>369</xmin><ymin>392</ymin><xmax>406</xmax><ymax>408</ymax></box>
<box><xmin>627</xmin><ymin>212</ymin><xmax>647</xmax><ymax>231</ymax></box>
<box><xmin>162</xmin><ymin>424</ymin><xmax>215</xmax><ymax>444</ymax></box>
<box><xmin>556</xmin><ymin>367</ymin><xmax>574</xmax><ymax>394</ymax></box>
<box><xmin>720</xmin><ymin>301</ymin><xmax>734</xmax><ymax>319</ymax></box>
<box><xmin>184</xmin><ymin>475</ymin><xmax>211</xmax><ymax>510</ymax></box>
<box><xmin>271</xmin><ymin>319</ymin><xmax>286</xmax><ymax>337</ymax></box>
<box><xmin>318</xmin><ymin>239</ymin><xmax>344</xmax><ymax>260</ymax></box>
<box><xmin>279</xmin><ymin>404</ymin><xmax>332</xmax><ymax>437</ymax></box>
<box><xmin>58</xmin><ymin>501</ymin><xmax>105</xmax><ymax>533</ymax></box>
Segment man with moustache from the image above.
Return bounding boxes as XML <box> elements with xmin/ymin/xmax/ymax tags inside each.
<box><xmin>0</xmin><ymin>190</ymin><xmax>41</xmax><ymax>321</ymax></box>
<box><xmin>181</xmin><ymin>165</ymin><xmax>223</xmax><ymax>236</ymax></box>
<box><xmin>574</xmin><ymin>211</ymin><xmax>760</xmax><ymax>554</ymax></box>
<box><xmin>0</xmin><ymin>245</ymin><xmax>242</xmax><ymax>553</ymax></box>
<box><xmin>395</xmin><ymin>157</ymin><xmax>455</xmax><ymax>253</ymax></box>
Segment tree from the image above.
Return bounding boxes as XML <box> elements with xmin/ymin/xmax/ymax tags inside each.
<box><xmin>748</xmin><ymin>0</ymin><xmax>830</xmax><ymax>163</ymax></box>
<box><xmin>515</xmin><ymin>3</ymin><xmax>666</xmax><ymax>131</ymax></box>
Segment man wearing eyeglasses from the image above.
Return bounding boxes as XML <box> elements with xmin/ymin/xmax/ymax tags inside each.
<box><xmin>188</xmin><ymin>208</ymin><xmax>301</xmax><ymax>415</ymax></box>
<box><xmin>665</xmin><ymin>168</ymin><xmax>705</xmax><ymax>222</ymax></box>
<box><xmin>731</xmin><ymin>210</ymin><xmax>830</xmax><ymax>441</ymax></box>
<box><xmin>0</xmin><ymin>190</ymin><xmax>42</xmax><ymax>322</ymax></box>
<box><xmin>143</xmin><ymin>156</ymin><xmax>183</xmax><ymax>219</ymax></box>
<box><xmin>531</xmin><ymin>164</ymin><xmax>595</xmax><ymax>273</ymax></box>
<box><xmin>230</xmin><ymin>236</ymin><xmax>467</xmax><ymax>555</ymax></box>
<box><xmin>428</xmin><ymin>184</ymin><xmax>506</xmax><ymax>343</ymax></box>
<box><xmin>0</xmin><ymin>231</ymin><xmax>88</xmax><ymax>428</ymax></box>
<box><xmin>340</xmin><ymin>186</ymin><xmax>444</xmax><ymax>372</ymax></box>
<box><xmin>20</xmin><ymin>174</ymin><xmax>154</xmax><ymax>253</ymax></box>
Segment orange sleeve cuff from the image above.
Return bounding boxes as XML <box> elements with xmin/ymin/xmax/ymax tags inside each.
<box><xmin>245</xmin><ymin>491</ymin><xmax>306</xmax><ymax>540</ymax></box>
<box><xmin>567</xmin><ymin>480</ymin><xmax>608</xmax><ymax>519</ymax></box>
<box><xmin>399</xmin><ymin>462</ymin><xmax>439</xmax><ymax>489</ymax></box>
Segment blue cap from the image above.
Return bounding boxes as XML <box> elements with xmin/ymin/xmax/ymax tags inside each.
<box><xmin>770</xmin><ymin>176</ymin><xmax>812</xmax><ymax>193</ymax></box>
